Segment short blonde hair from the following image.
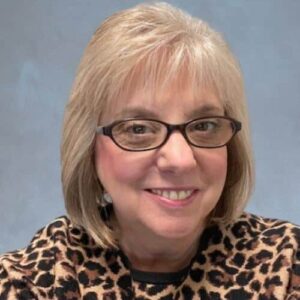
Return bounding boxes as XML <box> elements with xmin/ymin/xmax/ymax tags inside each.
<box><xmin>61</xmin><ymin>2</ymin><xmax>254</xmax><ymax>248</ymax></box>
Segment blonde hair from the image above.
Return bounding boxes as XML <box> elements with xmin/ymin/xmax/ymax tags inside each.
<box><xmin>61</xmin><ymin>2</ymin><xmax>254</xmax><ymax>248</ymax></box>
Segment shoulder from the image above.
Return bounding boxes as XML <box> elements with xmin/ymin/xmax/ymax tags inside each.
<box><xmin>229</xmin><ymin>212</ymin><xmax>300</xmax><ymax>244</ymax></box>
<box><xmin>0</xmin><ymin>216</ymin><xmax>99</xmax><ymax>299</ymax></box>
<box><xmin>195</xmin><ymin>212</ymin><xmax>300</xmax><ymax>298</ymax></box>
<box><xmin>203</xmin><ymin>212</ymin><xmax>299</xmax><ymax>250</ymax></box>
<box><xmin>225</xmin><ymin>213</ymin><xmax>299</xmax><ymax>287</ymax></box>
<box><xmin>216</xmin><ymin>212</ymin><xmax>300</xmax><ymax>255</ymax></box>
<box><xmin>0</xmin><ymin>216</ymin><xmax>88</xmax><ymax>265</ymax></box>
<box><xmin>200</xmin><ymin>212</ymin><xmax>300</xmax><ymax>274</ymax></box>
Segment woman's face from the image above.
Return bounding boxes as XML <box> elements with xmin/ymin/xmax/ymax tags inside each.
<box><xmin>95</xmin><ymin>82</ymin><xmax>227</xmax><ymax>242</ymax></box>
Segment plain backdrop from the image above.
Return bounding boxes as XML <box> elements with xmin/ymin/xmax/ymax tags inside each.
<box><xmin>0</xmin><ymin>0</ymin><xmax>299</xmax><ymax>254</ymax></box>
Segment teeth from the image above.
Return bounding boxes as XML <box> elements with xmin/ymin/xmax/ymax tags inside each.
<box><xmin>150</xmin><ymin>189</ymin><xmax>193</xmax><ymax>200</ymax></box>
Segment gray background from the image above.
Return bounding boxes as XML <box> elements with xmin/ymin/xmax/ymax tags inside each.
<box><xmin>0</xmin><ymin>0</ymin><xmax>299</xmax><ymax>254</ymax></box>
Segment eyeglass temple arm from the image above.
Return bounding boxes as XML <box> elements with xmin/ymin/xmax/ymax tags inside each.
<box><xmin>96</xmin><ymin>126</ymin><xmax>105</xmax><ymax>134</ymax></box>
<box><xmin>233</xmin><ymin>121</ymin><xmax>242</xmax><ymax>132</ymax></box>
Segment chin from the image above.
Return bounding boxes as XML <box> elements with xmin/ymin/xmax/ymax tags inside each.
<box><xmin>147</xmin><ymin>217</ymin><xmax>203</xmax><ymax>241</ymax></box>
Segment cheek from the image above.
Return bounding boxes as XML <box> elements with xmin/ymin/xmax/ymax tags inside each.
<box><xmin>196</xmin><ymin>148</ymin><xmax>228</xmax><ymax>184</ymax></box>
<box><xmin>95</xmin><ymin>137</ymin><xmax>153</xmax><ymax>188</ymax></box>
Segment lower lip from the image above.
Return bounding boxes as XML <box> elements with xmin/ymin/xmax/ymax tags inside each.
<box><xmin>144</xmin><ymin>190</ymin><xmax>198</xmax><ymax>209</ymax></box>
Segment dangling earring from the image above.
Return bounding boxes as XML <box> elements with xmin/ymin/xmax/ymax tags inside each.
<box><xmin>103</xmin><ymin>192</ymin><xmax>113</xmax><ymax>204</ymax></box>
<box><xmin>100</xmin><ymin>192</ymin><xmax>113</xmax><ymax>221</ymax></box>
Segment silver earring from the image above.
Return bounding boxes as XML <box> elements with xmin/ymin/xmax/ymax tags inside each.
<box><xmin>103</xmin><ymin>192</ymin><xmax>113</xmax><ymax>204</ymax></box>
<box><xmin>100</xmin><ymin>192</ymin><xmax>112</xmax><ymax>221</ymax></box>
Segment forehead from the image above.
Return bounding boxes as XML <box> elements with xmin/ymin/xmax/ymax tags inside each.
<box><xmin>102</xmin><ymin>77</ymin><xmax>223</xmax><ymax>122</ymax></box>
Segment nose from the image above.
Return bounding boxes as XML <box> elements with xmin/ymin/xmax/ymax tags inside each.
<box><xmin>156</xmin><ymin>131</ymin><xmax>198</xmax><ymax>173</ymax></box>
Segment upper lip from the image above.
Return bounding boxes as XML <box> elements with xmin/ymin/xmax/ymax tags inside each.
<box><xmin>146</xmin><ymin>187</ymin><xmax>199</xmax><ymax>191</ymax></box>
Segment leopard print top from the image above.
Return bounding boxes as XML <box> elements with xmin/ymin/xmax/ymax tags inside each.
<box><xmin>0</xmin><ymin>213</ymin><xmax>299</xmax><ymax>299</ymax></box>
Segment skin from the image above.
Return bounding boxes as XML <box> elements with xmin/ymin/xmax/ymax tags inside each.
<box><xmin>95</xmin><ymin>81</ymin><xmax>228</xmax><ymax>272</ymax></box>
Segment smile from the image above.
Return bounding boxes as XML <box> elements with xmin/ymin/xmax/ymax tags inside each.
<box><xmin>148</xmin><ymin>189</ymin><xmax>194</xmax><ymax>200</ymax></box>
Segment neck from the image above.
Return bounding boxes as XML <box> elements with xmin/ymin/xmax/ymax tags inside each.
<box><xmin>119</xmin><ymin>227</ymin><xmax>201</xmax><ymax>273</ymax></box>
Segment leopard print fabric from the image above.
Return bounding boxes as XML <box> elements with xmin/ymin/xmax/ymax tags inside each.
<box><xmin>0</xmin><ymin>213</ymin><xmax>299</xmax><ymax>299</ymax></box>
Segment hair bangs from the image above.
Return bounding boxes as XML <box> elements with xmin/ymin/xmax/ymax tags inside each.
<box><xmin>105</xmin><ymin>40</ymin><xmax>229</xmax><ymax>113</ymax></box>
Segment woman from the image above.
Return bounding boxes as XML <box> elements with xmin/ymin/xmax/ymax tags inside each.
<box><xmin>0</xmin><ymin>2</ymin><xmax>299</xmax><ymax>299</ymax></box>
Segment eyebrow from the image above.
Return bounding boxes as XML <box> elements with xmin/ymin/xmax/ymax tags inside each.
<box><xmin>188</xmin><ymin>105</ymin><xmax>224</xmax><ymax>119</ymax></box>
<box><xmin>115</xmin><ymin>104</ymin><xmax>224</xmax><ymax>120</ymax></box>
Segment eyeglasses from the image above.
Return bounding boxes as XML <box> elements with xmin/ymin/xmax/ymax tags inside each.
<box><xmin>96</xmin><ymin>116</ymin><xmax>241</xmax><ymax>151</ymax></box>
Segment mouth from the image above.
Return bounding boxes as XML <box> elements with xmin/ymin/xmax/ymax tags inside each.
<box><xmin>145</xmin><ymin>189</ymin><xmax>197</xmax><ymax>201</ymax></box>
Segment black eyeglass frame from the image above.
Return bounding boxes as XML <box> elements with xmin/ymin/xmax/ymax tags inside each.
<box><xmin>96</xmin><ymin>116</ymin><xmax>242</xmax><ymax>152</ymax></box>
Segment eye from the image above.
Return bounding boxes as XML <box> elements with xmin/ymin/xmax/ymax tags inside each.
<box><xmin>112</xmin><ymin>120</ymin><xmax>164</xmax><ymax>143</ymax></box>
<box><xmin>129</xmin><ymin>124</ymin><xmax>149</xmax><ymax>134</ymax></box>
<box><xmin>193</xmin><ymin>120</ymin><xmax>219</xmax><ymax>131</ymax></box>
<box><xmin>119</xmin><ymin>121</ymin><xmax>160</xmax><ymax>135</ymax></box>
